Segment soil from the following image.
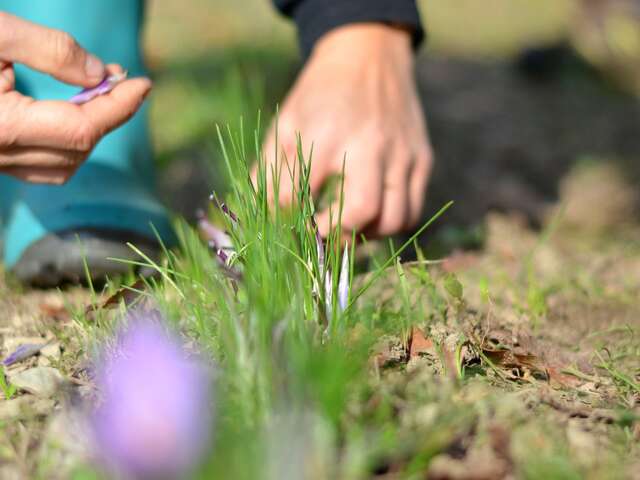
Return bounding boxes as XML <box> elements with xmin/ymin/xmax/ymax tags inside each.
<box><xmin>1</xmin><ymin>52</ymin><xmax>639</xmax><ymax>479</ymax></box>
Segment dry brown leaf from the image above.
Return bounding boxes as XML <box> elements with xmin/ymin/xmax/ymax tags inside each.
<box><xmin>85</xmin><ymin>279</ymin><xmax>148</xmax><ymax>315</ymax></box>
<box><xmin>409</xmin><ymin>326</ymin><xmax>434</xmax><ymax>358</ymax></box>
<box><xmin>38</xmin><ymin>302</ymin><xmax>69</xmax><ymax>321</ymax></box>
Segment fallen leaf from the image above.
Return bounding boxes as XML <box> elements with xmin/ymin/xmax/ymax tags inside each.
<box><xmin>546</xmin><ymin>366</ymin><xmax>583</xmax><ymax>388</ymax></box>
<box><xmin>85</xmin><ymin>278</ymin><xmax>148</xmax><ymax>314</ymax></box>
<box><xmin>39</xmin><ymin>302</ymin><xmax>70</xmax><ymax>321</ymax></box>
<box><xmin>409</xmin><ymin>327</ymin><xmax>434</xmax><ymax>358</ymax></box>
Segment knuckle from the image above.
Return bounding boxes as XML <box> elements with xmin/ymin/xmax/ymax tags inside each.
<box><xmin>393</xmin><ymin>151</ymin><xmax>413</xmax><ymax>171</ymax></box>
<box><xmin>350</xmin><ymin>195</ymin><xmax>378</xmax><ymax>224</ymax></box>
<box><xmin>0</xmin><ymin>13</ymin><xmax>10</xmax><ymax>47</ymax></box>
<box><xmin>0</xmin><ymin>93</ymin><xmax>29</xmax><ymax>148</ymax></box>
<box><xmin>380</xmin><ymin>218</ymin><xmax>404</xmax><ymax>236</ymax></box>
<box><xmin>51</xmin><ymin>176</ymin><xmax>67</xmax><ymax>186</ymax></box>
<box><xmin>0</xmin><ymin>13</ymin><xmax>14</xmax><ymax>46</ymax></box>
<box><xmin>278</xmin><ymin>116</ymin><xmax>296</xmax><ymax>135</ymax></box>
<box><xmin>70</xmin><ymin>124</ymin><xmax>96</xmax><ymax>152</ymax></box>
<box><xmin>362</xmin><ymin>123</ymin><xmax>387</xmax><ymax>149</ymax></box>
<box><xmin>52</xmin><ymin>32</ymin><xmax>79</xmax><ymax>67</ymax></box>
<box><xmin>415</xmin><ymin>146</ymin><xmax>434</xmax><ymax>174</ymax></box>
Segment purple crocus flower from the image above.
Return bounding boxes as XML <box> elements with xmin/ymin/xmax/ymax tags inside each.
<box><xmin>197</xmin><ymin>211</ymin><xmax>242</xmax><ymax>281</ymax></box>
<box><xmin>197</xmin><ymin>211</ymin><xmax>234</xmax><ymax>252</ymax></box>
<box><xmin>69</xmin><ymin>72</ymin><xmax>127</xmax><ymax>105</ymax></box>
<box><xmin>90</xmin><ymin>311</ymin><xmax>213</xmax><ymax>480</ymax></box>
<box><xmin>209</xmin><ymin>194</ymin><xmax>238</xmax><ymax>224</ymax></box>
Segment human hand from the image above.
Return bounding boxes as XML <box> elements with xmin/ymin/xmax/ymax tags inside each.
<box><xmin>259</xmin><ymin>23</ymin><xmax>433</xmax><ymax>238</ymax></box>
<box><xmin>0</xmin><ymin>12</ymin><xmax>151</xmax><ymax>184</ymax></box>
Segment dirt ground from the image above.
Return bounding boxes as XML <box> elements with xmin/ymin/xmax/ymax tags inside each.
<box><xmin>1</xmin><ymin>1</ymin><xmax>640</xmax><ymax>477</ymax></box>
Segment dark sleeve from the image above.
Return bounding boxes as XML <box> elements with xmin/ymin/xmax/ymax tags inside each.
<box><xmin>273</xmin><ymin>0</ymin><xmax>425</xmax><ymax>58</ymax></box>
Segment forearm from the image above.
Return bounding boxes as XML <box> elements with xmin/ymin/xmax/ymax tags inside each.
<box><xmin>272</xmin><ymin>0</ymin><xmax>424</xmax><ymax>57</ymax></box>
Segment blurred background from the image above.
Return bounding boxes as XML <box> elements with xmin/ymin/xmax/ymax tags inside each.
<box><xmin>146</xmin><ymin>0</ymin><xmax>640</xmax><ymax>246</ymax></box>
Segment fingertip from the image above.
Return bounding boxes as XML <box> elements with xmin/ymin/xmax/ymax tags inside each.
<box><xmin>124</xmin><ymin>76</ymin><xmax>153</xmax><ymax>97</ymax></box>
<box><xmin>105</xmin><ymin>64</ymin><xmax>125</xmax><ymax>75</ymax></box>
<box><xmin>84</xmin><ymin>54</ymin><xmax>106</xmax><ymax>84</ymax></box>
<box><xmin>315</xmin><ymin>211</ymin><xmax>331</xmax><ymax>238</ymax></box>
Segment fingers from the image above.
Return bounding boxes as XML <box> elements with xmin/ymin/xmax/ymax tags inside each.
<box><xmin>0</xmin><ymin>12</ymin><xmax>105</xmax><ymax>87</ymax></box>
<box><xmin>256</xmin><ymin>120</ymin><xmax>330</xmax><ymax>206</ymax></box>
<box><xmin>316</xmin><ymin>140</ymin><xmax>384</xmax><ymax>237</ymax></box>
<box><xmin>368</xmin><ymin>152</ymin><xmax>411</xmax><ymax>236</ymax></box>
<box><xmin>0</xmin><ymin>146</ymin><xmax>84</xmax><ymax>184</ymax></box>
<box><xmin>0</xmin><ymin>146</ymin><xmax>84</xmax><ymax>169</ymax></box>
<box><xmin>0</xmin><ymin>61</ymin><xmax>14</xmax><ymax>93</ymax></box>
<box><xmin>1</xmin><ymin>78</ymin><xmax>151</xmax><ymax>151</ymax></box>
<box><xmin>1</xmin><ymin>165</ymin><xmax>78</xmax><ymax>185</ymax></box>
<box><xmin>79</xmin><ymin>77</ymin><xmax>152</xmax><ymax>136</ymax></box>
<box><xmin>408</xmin><ymin>148</ymin><xmax>432</xmax><ymax>227</ymax></box>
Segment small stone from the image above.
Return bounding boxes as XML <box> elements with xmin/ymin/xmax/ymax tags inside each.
<box><xmin>9</xmin><ymin>367</ymin><xmax>67</xmax><ymax>398</ymax></box>
<box><xmin>38</xmin><ymin>343</ymin><xmax>61</xmax><ymax>367</ymax></box>
<box><xmin>38</xmin><ymin>409</ymin><xmax>92</xmax><ymax>476</ymax></box>
<box><xmin>0</xmin><ymin>396</ymin><xmax>55</xmax><ymax>421</ymax></box>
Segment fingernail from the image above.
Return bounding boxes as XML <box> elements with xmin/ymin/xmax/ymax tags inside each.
<box><xmin>85</xmin><ymin>54</ymin><xmax>105</xmax><ymax>81</ymax></box>
<box><xmin>141</xmin><ymin>79</ymin><xmax>152</xmax><ymax>99</ymax></box>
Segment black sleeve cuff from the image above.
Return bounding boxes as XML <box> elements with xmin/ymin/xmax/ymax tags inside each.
<box><xmin>278</xmin><ymin>0</ymin><xmax>425</xmax><ymax>59</ymax></box>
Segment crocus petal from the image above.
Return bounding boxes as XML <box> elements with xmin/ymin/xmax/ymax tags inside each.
<box><xmin>209</xmin><ymin>194</ymin><xmax>238</xmax><ymax>223</ymax></box>
<box><xmin>338</xmin><ymin>244</ymin><xmax>350</xmax><ymax>312</ymax></box>
<box><xmin>69</xmin><ymin>72</ymin><xmax>128</xmax><ymax>105</ymax></box>
<box><xmin>324</xmin><ymin>271</ymin><xmax>333</xmax><ymax>320</ymax></box>
<box><xmin>315</xmin><ymin>228</ymin><xmax>325</xmax><ymax>280</ymax></box>
<box><xmin>90</xmin><ymin>310</ymin><xmax>213</xmax><ymax>480</ymax></box>
<box><xmin>3</xmin><ymin>343</ymin><xmax>46</xmax><ymax>366</ymax></box>
<box><xmin>197</xmin><ymin>214</ymin><xmax>234</xmax><ymax>252</ymax></box>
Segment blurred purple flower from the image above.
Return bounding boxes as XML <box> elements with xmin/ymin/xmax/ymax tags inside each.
<box><xmin>90</xmin><ymin>310</ymin><xmax>213</xmax><ymax>480</ymax></box>
<box><xmin>69</xmin><ymin>72</ymin><xmax>127</xmax><ymax>105</ymax></box>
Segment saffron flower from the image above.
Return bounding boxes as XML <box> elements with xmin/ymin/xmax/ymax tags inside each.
<box><xmin>338</xmin><ymin>244</ymin><xmax>350</xmax><ymax>312</ymax></box>
<box><xmin>312</xmin><ymin>223</ymin><xmax>351</xmax><ymax>319</ymax></box>
<box><xmin>209</xmin><ymin>193</ymin><xmax>239</xmax><ymax>224</ymax></box>
<box><xmin>90</xmin><ymin>310</ymin><xmax>213</xmax><ymax>480</ymax></box>
<box><xmin>197</xmin><ymin>210</ymin><xmax>242</xmax><ymax>281</ymax></box>
<box><xmin>69</xmin><ymin>72</ymin><xmax>128</xmax><ymax>105</ymax></box>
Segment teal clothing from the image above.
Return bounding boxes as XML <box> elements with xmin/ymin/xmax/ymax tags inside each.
<box><xmin>0</xmin><ymin>0</ymin><xmax>174</xmax><ymax>268</ymax></box>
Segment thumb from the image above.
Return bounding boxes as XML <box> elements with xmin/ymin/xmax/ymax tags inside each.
<box><xmin>0</xmin><ymin>12</ymin><xmax>106</xmax><ymax>87</ymax></box>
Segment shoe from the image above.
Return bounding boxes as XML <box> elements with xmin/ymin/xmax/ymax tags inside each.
<box><xmin>12</xmin><ymin>229</ymin><xmax>160</xmax><ymax>287</ymax></box>
<box><xmin>2</xmin><ymin>163</ymin><xmax>176</xmax><ymax>288</ymax></box>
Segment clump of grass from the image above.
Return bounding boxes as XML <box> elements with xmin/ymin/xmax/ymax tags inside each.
<box><xmin>103</xmin><ymin>119</ymin><xmax>453</xmax><ymax>477</ymax></box>
<box><xmin>68</xmin><ymin>120</ymin><xmax>620</xmax><ymax>479</ymax></box>
<box><xmin>0</xmin><ymin>366</ymin><xmax>17</xmax><ymax>400</ymax></box>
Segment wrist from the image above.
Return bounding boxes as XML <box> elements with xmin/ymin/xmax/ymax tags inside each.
<box><xmin>311</xmin><ymin>23</ymin><xmax>414</xmax><ymax>67</ymax></box>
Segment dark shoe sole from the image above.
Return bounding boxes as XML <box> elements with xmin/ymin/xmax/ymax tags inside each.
<box><xmin>12</xmin><ymin>229</ymin><xmax>161</xmax><ymax>288</ymax></box>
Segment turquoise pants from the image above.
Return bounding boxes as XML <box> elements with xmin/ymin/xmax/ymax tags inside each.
<box><xmin>0</xmin><ymin>0</ymin><xmax>174</xmax><ymax>268</ymax></box>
